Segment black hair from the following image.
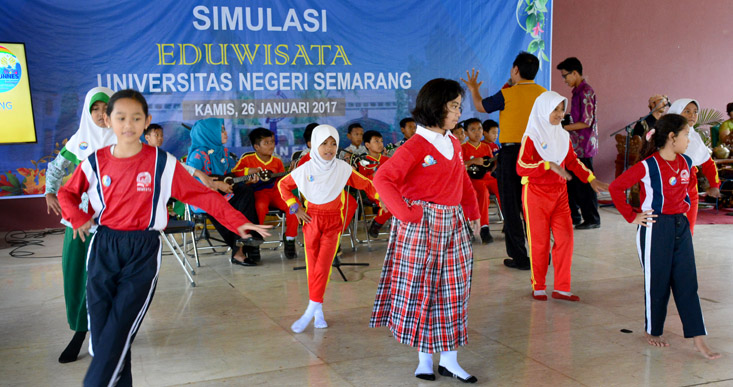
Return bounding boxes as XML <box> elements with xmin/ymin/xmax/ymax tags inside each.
<box><xmin>463</xmin><ymin>118</ymin><xmax>482</xmax><ymax>131</ymax></box>
<box><xmin>363</xmin><ymin>130</ymin><xmax>382</xmax><ymax>144</ymax></box>
<box><xmin>640</xmin><ymin>114</ymin><xmax>689</xmax><ymax>159</ymax></box>
<box><xmin>399</xmin><ymin>117</ymin><xmax>415</xmax><ymax>128</ymax></box>
<box><xmin>482</xmin><ymin>119</ymin><xmax>499</xmax><ymax>132</ymax></box>
<box><xmin>106</xmin><ymin>89</ymin><xmax>148</xmax><ymax>117</ymax></box>
<box><xmin>347</xmin><ymin>123</ymin><xmax>363</xmax><ymax>134</ymax></box>
<box><xmin>727</xmin><ymin>103</ymin><xmax>733</xmax><ymax>115</ymax></box>
<box><xmin>304</xmin><ymin>122</ymin><xmax>318</xmax><ymax>143</ymax></box>
<box><xmin>556</xmin><ymin>57</ymin><xmax>583</xmax><ymax>76</ymax></box>
<box><xmin>513</xmin><ymin>52</ymin><xmax>540</xmax><ymax>80</ymax></box>
<box><xmin>144</xmin><ymin>123</ymin><xmax>163</xmax><ymax>136</ymax></box>
<box><xmin>248</xmin><ymin>127</ymin><xmax>274</xmax><ymax>146</ymax></box>
<box><xmin>411</xmin><ymin>78</ymin><xmax>465</xmax><ymax>128</ymax></box>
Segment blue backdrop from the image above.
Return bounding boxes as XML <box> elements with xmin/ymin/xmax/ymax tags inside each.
<box><xmin>0</xmin><ymin>0</ymin><xmax>552</xmax><ymax>196</ymax></box>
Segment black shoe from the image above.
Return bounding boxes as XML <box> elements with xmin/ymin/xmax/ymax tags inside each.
<box><xmin>479</xmin><ymin>227</ymin><xmax>493</xmax><ymax>244</ymax></box>
<box><xmin>572</xmin><ymin>217</ymin><xmax>582</xmax><ymax>226</ymax></box>
<box><xmin>246</xmin><ymin>246</ymin><xmax>261</xmax><ymax>263</ymax></box>
<box><xmin>575</xmin><ymin>221</ymin><xmax>600</xmax><ymax>230</ymax></box>
<box><xmin>415</xmin><ymin>373</ymin><xmax>436</xmax><ymax>381</ymax></box>
<box><xmin>503</xmin><ymin>258</ymin><xmax>530</xmax><ymax>270</ymax></box>
<box><xmin>368</xmin><ymin>220</ymin><xmax>382</xmax><ymax>239</ymax></box>
<box><xmin>284</xmin><ymin>238</ymin><xmax>297</xmax><ymax>259</ymax></box>
<box><xmin>230</xmin><ymin>257</ymin><xmax>257</xmax><ymax>266</ymax></box>
<box><xmin>438</xmin><ymin>365</ymin><xmax>477</xmax><ymax>383</ymax></box>
<box><xmin>236</xmin><ymin>237</ymin><xmax>264</xmax><ymax>247</ymax></box>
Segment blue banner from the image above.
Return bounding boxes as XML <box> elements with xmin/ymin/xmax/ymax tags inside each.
<box><xmin>0</xmin><ymin>0</ymin><xmax>552</xmax><ymax>196</ymax></box>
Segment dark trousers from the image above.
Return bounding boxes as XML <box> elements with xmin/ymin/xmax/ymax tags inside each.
<box><xmin>637</xmin><ymin>214</ymin><xmax>706</xmax><ymax>338</ymax></box>
<box><xmin>497</xmin><ymin>145</ymin><xmax>528</xmax><ymax>264</ymax></box>
<box><xmin>208</xmin><ymin>183</ymin><xmax>261</xmax><ymax>255</ymax></box>
<box><xmin>567</xmin><ymin>157</ymin><xmax>600</xmax><ymax>224</ymax></box>
<box><xmin>84</xmin><ymin>227</ymin><xmax>161</xmax><ymax>387</ymax></box>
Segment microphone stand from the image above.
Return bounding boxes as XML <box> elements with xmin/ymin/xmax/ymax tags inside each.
<box><xmin>610</xmin><ymin>103</ymin><xmax>667</xmax><ymax>172</ymax></box>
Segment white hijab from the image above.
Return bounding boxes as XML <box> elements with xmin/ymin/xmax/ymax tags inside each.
<box><xmin>291</xmin><ymin>125</ymin><xmax>352</xmax><ymax>204</ymax></box>
<box><xmin>523</xmin><ymin>91</ymin><xmax>570</xmax><ymax>165</ymax></box>
<box><xmin>667</xmin><ymin>98</ymin><xmax>710</xmax><ymax>165</ymax></box>
<box><xmin>63</xmin><ymin>87</ymin><xmax>116</xmax><ymax>163</ymax></box>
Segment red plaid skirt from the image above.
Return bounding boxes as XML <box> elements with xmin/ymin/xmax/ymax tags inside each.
<box><xmin>369</xmin><ymin>200</ymin><xmax>474</xmax><ymax>353</ymax></box>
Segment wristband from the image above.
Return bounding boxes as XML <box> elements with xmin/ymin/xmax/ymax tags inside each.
<box><xmin>289</xmin><ymin>203</ymin><xmax>299</xmax><ymax>214</ymax></box>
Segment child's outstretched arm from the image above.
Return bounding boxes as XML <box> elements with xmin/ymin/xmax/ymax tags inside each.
<box><xmin>171</xmin><ymin>163</ymin><xmax>271</xmax><ymax>238</ymax></box>
<box><xmin>346</xmin><ymin>170</ymin><xmax>380</xmax><ymax>205</ymax></box>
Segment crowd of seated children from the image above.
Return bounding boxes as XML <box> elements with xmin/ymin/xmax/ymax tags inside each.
<box><xmin>186</xmin><ymin>118</ymin><xmax>263</xmax><ymax>266</ymax></box>
<box><xmin>233</xmin><ymin>128</ymin><xmax>299</xmax><ymax>259</ymax></box>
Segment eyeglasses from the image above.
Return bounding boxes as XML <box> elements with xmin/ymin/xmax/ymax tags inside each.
<box><xmin>447</xmin><ymin>103</ymin><xmax>463</xmax><ymax>113</ymax></box>
<box><xmin>560</xmin><ymin>72</ymin><xmax>571</xmax><ymax>79</ymax></box>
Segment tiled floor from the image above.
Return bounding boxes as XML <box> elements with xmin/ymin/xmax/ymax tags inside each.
<box><xmin>2</xmin><ymin>207</ymin><xmax>732</xmax><ymax>386</ymax></box>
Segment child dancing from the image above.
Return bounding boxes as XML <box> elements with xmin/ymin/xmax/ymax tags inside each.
<box><xmin>609</xmin><ymin>113</ymin><xmax>720</xmax><ymax>359</ymax></box>
<box><xmin>278</xmin><ymin>125</ymin><xmax>379</xmax><ymax>333</ymax></box>
<box><xmin>370</xmin><ymin>78</ymin><xmax>481</xmax><ymax>383</ymax></box>
<box><xmin>517</xmin><ymin>91</ymin><xmax>608</xmax><ymax>302</ymax></box>
<box><xmin>59</xmin><ymin>90</ymin><xmax>271</xmax><ymax>386</ymax></box>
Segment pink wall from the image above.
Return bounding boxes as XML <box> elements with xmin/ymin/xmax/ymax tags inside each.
<box><xmin>552</xmin><ymin>0</ymin><xmax>733</xmax><ymax>181</ymax></box>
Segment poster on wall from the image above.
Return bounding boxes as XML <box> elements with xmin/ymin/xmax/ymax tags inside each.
<box><xmin>0</xmin><ymin>0</ymin><xmax>552</xmax><ymax>197</ymax></box>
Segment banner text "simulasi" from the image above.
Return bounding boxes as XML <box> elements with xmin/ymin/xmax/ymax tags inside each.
<box><xmin>192</xmin><ymin>6</ymin><xmax>327</xmax><ymax>32</ymax></box>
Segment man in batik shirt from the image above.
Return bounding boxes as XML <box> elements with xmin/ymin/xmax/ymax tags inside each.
<box><xmin>557</xmin><ymin>57</ymin><xmax>601</xmax><ymax>229</ymax></box>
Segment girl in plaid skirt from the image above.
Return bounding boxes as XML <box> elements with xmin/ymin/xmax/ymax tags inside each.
<box><xmin>370</xmin><ymin>78</ymin><xmax>481</xmax><ymax>383</ymax></box>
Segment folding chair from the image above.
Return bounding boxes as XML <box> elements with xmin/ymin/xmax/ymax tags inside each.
<box><xmin>489</xmin><ymin>194</ymin><xmax>504</xmax><ymax>223</ymax></box>
<box><xmin>160</xmin><ymin>219</ymin><xmax>199</xmax><ymax>287</ymax></box>
<box><xmin>186</xmin><ymin>204</ymin><xmax>230</xmax><ymax>266</ymax></box>
<box><xmin>261</xmin><ymin>209</ymin><xmax>287</xmax><ymax>250</ymax></box>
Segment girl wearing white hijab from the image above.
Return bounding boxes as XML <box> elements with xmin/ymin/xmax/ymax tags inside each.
<box><xmin>518</xmin><ymin>91</ymin><xmax>608</xmax><ymax>302</ymax></box>
<box><xmin>666</xmin><ymin>99</ymin><xmax>721</xmax><ymax>234</ymax></box>
<box><xmin>278</xmin><ymin>125</ymin><xmax>380</xmax><ymax>333</ymax></box>
<box><xmin>43</xmin><ymin>86</ymin><xmax>114</xmax><ymax>364</ymax></box>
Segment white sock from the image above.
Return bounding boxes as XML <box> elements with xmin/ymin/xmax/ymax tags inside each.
<box><xmin>481</xmin><ymin>225</ymin><xmax>489</xmax><ymax>229</ymax></box>
<box><xmin>291</xmin><ymin>300</ymin><xmax>319</xmax><ymax>333</ymax></box>
<box><xmin>439</xmin><ymin>350</ymin><xmax>471</xmax><ymax>380</ymax></box>
<box><xmin>286</xmin><ymin>236</ymin><xmax>296</xmax><ymax>241</ymax></box>
<box><xmin>554</xmin><ymin>290</ymin><xmax>572</xmax><ymax>296</ymax></box>
<box><xmin>415</xmin><ymin>351</ymin><xmax>433</xmax><ymax>376</ymax></box>
<box><xmin>534</xmin><ymin>290</ymin><xmax>547</xmax><ymax>297</ymax></box>
<box><xmin>313</xmin><ymin>303</ymin><xmax>328</xmax><ymax>329</ymax></box>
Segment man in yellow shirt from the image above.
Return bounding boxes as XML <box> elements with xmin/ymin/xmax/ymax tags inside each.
<box><xmin>463</xmin><ymin>52</ymin><xmax>545</xmax><ymax>270</ymax></box>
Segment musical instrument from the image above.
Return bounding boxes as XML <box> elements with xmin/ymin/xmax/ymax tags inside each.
<box><xmin>212</xmin><ymin>169</ymin><xmax>287</xmax><ymax>186</ymax></box>
<box><xmin>466</xmin><ymin>155</ymin><xmax>497</xmax><ymax>179</ymax></box>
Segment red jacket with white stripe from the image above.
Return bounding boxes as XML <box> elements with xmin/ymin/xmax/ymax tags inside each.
<box><xmin>58</xmin><ymin>145</ymin><xmax>250</xmax><ymax>232</ymax></box>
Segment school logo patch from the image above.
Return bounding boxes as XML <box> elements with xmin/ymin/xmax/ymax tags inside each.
<box><xmin>422</xmin><ymin>155</ymin><xmax>437</xmax><ymax>167</ymax></box>
<box><xmin>102</xmin><ymin>175</ymin><xmax>111</xmax><ymax>187</ymax></box>
<box><xmin>541</xmin><ymin>142</ymin><xmax>548</xmax><ymax>149</ymax></box>
<box><xmin>79</xmin><ymin>142</ymin><xmax>88</xmax><ymax>150</ymax></box>
<box><xmin>680</xmin><ymin>169</ymin><xmax>690</xmax><ymax>184</ymax></box>
<box><xmin>669</xmin><ymin>176</ymin><xmax>677</xmax><ymax>186</ymax></box>
<box><xmin>308</xmin><ymin>175</ymin><xmax>314</xmax><ymax>182</ymax></box>
<box><xmin>136</xmin><ymin>171</ymin><xmax>152</xmax><ymax>192</ymax></box>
